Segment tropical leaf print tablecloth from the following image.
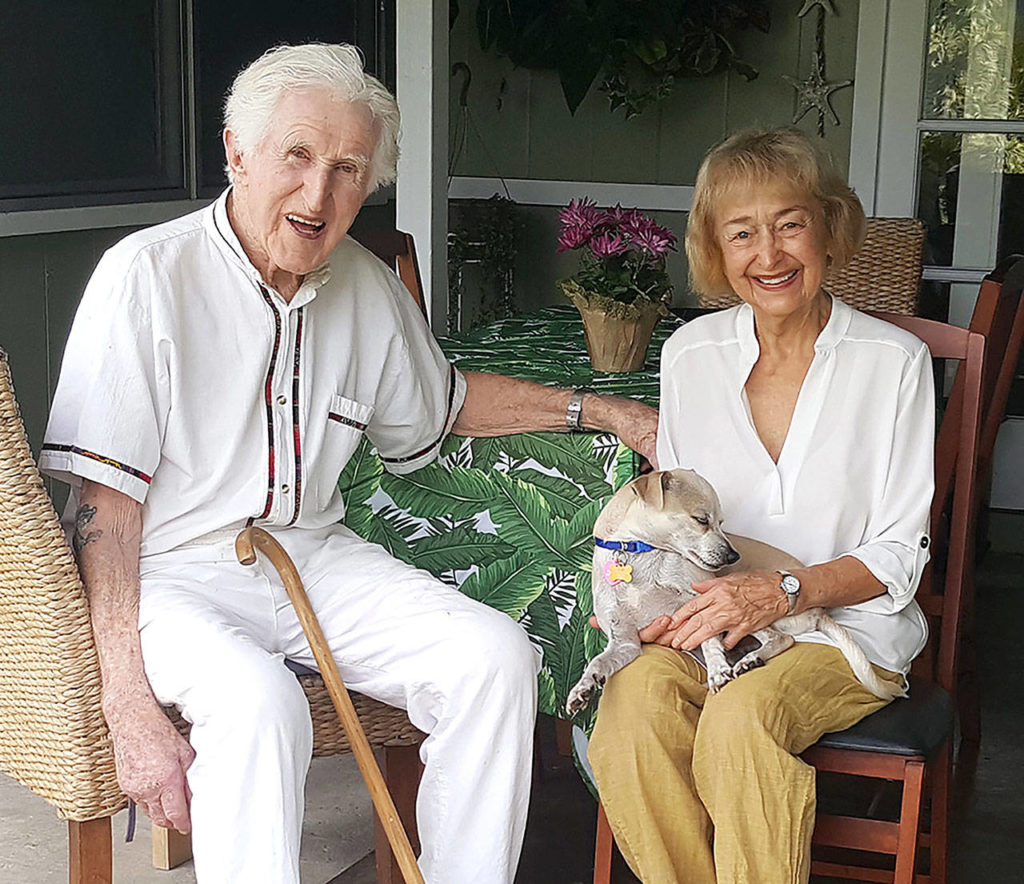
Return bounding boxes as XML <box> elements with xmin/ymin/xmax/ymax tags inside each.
<box><xmin>338</xmin><ymin>305</ymin><xmax>681</xmax><ymax>727</ymax></box>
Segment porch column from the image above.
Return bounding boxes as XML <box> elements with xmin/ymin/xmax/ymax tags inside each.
<box><xmin>396</xmin><ymin>0</ymin><xmax>449</xmax><ymax>329</ymax></box>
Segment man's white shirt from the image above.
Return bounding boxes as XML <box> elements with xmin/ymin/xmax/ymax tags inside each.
<box><xmin>41</xmin><ymin>190</ymin><xmax>466</xmax><ymax>557</ymax></box>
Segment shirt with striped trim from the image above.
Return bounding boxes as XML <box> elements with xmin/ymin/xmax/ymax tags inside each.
<box><xmin>40</xmin><ymin>188</ymin><xmax>466</xmax><ymax>558</ymax></box>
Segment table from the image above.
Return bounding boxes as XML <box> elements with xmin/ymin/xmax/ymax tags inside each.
<box><xmin>337</xmin><ymin>305</ymin><xmax>682</xmax><ymax>728</ymax></box>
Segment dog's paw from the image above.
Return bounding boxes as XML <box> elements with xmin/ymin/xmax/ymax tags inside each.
<box><xmin>706</xmin><ymin>666</ymin><xmax>735</xmax><ymax>693</ymax></box>
<box><xmin>566</xmin><ymin>678</ymin><xmax>601</xmax><ymax>716</ymax></box>
<box><xmin>733</xmin><ymin>656</ymin><xmax>766</xmax><ymax>676</ymax></box>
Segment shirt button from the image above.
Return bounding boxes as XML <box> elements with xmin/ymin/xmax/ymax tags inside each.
<box><xmin>277</xmin><ymin>395</ymin><xmax>287</xmax><ymax>405</ymax></box>
<box><xmin>920</xmin><ymin>536</ymin><xmax>930</xmax><ymax>549</ymax></box>
<box><xmin>282</xmin><ymin>484</ymin><xmax>291</xmax><ymax>494</ymax></box>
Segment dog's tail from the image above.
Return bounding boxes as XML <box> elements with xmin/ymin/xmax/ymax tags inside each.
<box><xmin>808</xmin><ymin>611</ymin><xmax>907</xmax><ymax>701</ymax></box>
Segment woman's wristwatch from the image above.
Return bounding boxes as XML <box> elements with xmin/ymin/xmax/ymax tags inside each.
<box><xmin>777</xmin><ymin>570</ymin><xmax>801</xmax><ymax>614</ymax></box>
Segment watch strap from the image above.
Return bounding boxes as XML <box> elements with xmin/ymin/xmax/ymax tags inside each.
<box><xmin>777</xmin><ymin>570</ymin><xmax>800</xmax><ymax>614</ymax></box>
<box><xmin>566</xmin><ymin>387</ymin><xmax>595</xmax><ymax>432</ymax></box>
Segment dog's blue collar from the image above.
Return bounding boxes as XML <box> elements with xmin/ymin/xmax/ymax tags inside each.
<box><xmin>594</xmin><ymin>537</ymin><xmax>655</xmax><ymax>554</ymax></box>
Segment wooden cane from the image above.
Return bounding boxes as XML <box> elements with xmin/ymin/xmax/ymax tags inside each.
<box><xmin>235</xmin><ymin>527</ymin><xmax>425</xmax><ymax>884</ymax></box>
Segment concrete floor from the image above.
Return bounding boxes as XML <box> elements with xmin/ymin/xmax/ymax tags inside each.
<box><xmin>2</xmin><ymin>549</ymin><xmax>1022</xmax><ymax>883</ymax></box>
<box><xmin>0</xmin><ymin>753</ymin><xmax>375</xmax><ymax>883</ymax></box>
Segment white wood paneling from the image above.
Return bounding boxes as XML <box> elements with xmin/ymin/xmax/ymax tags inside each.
<box><xmin>396</xmin><ymin>0</ymin><xmax>448</xmax><ymax>327</ymax></box>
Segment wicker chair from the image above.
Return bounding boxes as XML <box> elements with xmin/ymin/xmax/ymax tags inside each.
<box><xmin>0</xmin><ymin>349</ymin><xmax>425</xmax><ymax>884</ymax></box>
<box><xmin>699</xmin><ymin>217</ymin><xmax>926</xmax><ymax>313</ymax></box>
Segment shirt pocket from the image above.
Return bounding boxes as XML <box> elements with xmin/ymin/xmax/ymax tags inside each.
<box><xmin>313</xmin><ymin>394</ymin><xmax>376</xmax><ymax>511</ymax></box>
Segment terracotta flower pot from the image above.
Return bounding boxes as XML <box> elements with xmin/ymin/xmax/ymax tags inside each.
<box><xmin>575</xmin><ymin>300</ymin><xmax>663</xmax><ymax>372</ymax></box>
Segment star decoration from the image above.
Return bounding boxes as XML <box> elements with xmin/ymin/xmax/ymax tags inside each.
<box><xmin>798</xmin><ymin>0</ymin><xmax>837</xmax><ymax>15</ymax></box>
<box><xmin>783</xmin><ymin>62</ymin><xmax>852</xmax><ymax>132</ymax></box>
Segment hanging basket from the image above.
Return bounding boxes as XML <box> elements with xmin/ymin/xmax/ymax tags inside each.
<box><xmin>561</xmin><ymin>283</ymin><xmax>667</xmax><ymax>372</ymax></box>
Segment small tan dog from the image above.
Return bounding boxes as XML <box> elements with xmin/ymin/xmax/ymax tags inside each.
<box><xmin>566</xmin><ymin>469</ymin><xmax>905</xmax><ymax>716</ymax></box>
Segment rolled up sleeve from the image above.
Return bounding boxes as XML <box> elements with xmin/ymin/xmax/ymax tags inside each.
<box><xmin>846</xmin><ymin>341</ymin><xmax>935</xmax><ymax>612</ymax></box>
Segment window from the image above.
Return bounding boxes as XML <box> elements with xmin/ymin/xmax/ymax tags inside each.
<box><xmin>0</xmin><ymin>0</ymin><xmax>387</xmax><ymax>213</ymax></box>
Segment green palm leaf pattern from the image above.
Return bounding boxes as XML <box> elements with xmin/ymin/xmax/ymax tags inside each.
<box><xmin>381</xmin><ymin>466</ymin><xmax>496</xmax><ymax>519</ymax></box>
<box><xmin>488</xmin><ymin>471</ymin><xmax>593</xmax><ymax>572</ymax></box>
<box><xmin>502</xmin><ymin>432</ymin><xmax>613</xmax><ymax>495</ymax></box>
<box><xmin>537</xmin><ymin>670</ymin><xmax>557</xmax><ymax>717</ymax></box>
<box><xmin>337</xmin><ymin>305</ymin><xmax>677</xmax><ymax>719</ymax></box>
<box><xmin>407</xmin><ymin>525</ymin><xmax>515</xmax><ymax>573</ymax></box>
<box><xmin>459</xmin><ymin>551</ymin><xmax>549</xmax><ymax>619</ymax></box>
<box><xmin>361</xmin><ymin>506</ymin><xmax>419</xmax><ymax>562</ymax></box>
<box><xmin>551</xmin><ymin>601</ymin><xmax>601</xmax><ymax>724</ymax></box>
<box><xmin>521</xmin><ymin>590</ymin><xmax>561</xmax><ymax>655</ymax></box>
<box><xmin>505</xmin><ymin>467</ymin><xmax>583</xmax><ymax>520</ymax></box>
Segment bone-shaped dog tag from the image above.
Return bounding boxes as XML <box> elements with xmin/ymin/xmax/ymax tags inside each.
<box><xmin>604</xmin><ymin>561</ymin><xmax>633</xmax><ymax>585</ymax></box>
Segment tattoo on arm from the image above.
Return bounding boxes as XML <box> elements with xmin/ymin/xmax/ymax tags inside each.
<box><xmin>73</xmin><ymin>504</ymin><xmax>103</xmax><ymax>557</ymax></box>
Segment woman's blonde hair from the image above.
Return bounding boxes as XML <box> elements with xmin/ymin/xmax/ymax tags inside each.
<box><xmin>685</xmin><ymin>127</ymin><xmax>866</xmax><ymax>297</ymax></box>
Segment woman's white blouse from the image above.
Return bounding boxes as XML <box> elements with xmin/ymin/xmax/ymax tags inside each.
<box><xmin>656</xmin><ymin>297</ymin><xmax>934</xmax><ymax>674</ymax></box>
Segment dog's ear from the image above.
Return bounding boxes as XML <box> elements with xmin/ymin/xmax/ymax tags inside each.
<box><xmin>630</xmin><ymin>471</ymin><xmax>665</xmax><ymax>510</ymax></box>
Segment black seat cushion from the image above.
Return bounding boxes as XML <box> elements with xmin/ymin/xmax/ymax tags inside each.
<box><xmin>285</xmin><ymin>659</ymin><xmax>318</xmax><ymax>677</ymax></box>
<box><xmin>814</xmin><ymin>677</ymin><xmax>954</xmax><ymax>756</ymax></box>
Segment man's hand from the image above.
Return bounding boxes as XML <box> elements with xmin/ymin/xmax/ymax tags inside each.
<box><xmin>107</xmin><ymin>701</ymin><xmax>195</xmax><ymax>833</ymax></box>
<box><xmin>587</xmin><ymin>395</ymin><xmax>659</xmax><ymax>468</ymax></box>
<box><xmin>74</xmin><ymin>480</ymin><xmax>194</xmax><ymax>832</ymax></box>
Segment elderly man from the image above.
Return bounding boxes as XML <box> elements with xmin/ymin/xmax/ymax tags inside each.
<box><xmin>40</xmin><ymin>43</ymin><xmax>657</xmax><ymax>884</ymax></box>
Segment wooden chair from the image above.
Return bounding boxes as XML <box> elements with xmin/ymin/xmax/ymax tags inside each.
<box><xmin>699</xmin><ymin>217</ymin><xmax>926</xmax><ymax>314</ymax></box>
<box><xmin>0</xmin><ymin>349</ymin><xmax>425</xmax><ymax>884</ymax></box>
<box><xmin>935</xmin><ymin>254</ymin><xmax>1024</xmax><ymax>748</ymax></box>
<box><xmin>802</xmin><ymin>314</ymin><xmax>984</xmax><ymax>884</ymax></box>
<box><xmin>352</xmin><ymin>229</ymin><xmax>427</xmax><ymax>316</ymax></box>
<box><xmin>591</xmin><ymin>316</ymin><xmax>986</xmax><ymax>884</ymax></box>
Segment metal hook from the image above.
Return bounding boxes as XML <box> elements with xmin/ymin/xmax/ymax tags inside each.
<box><xmin>452</xmin><ymin>61</ymin><xmax>472</xmax><ymax>108</ymax></box>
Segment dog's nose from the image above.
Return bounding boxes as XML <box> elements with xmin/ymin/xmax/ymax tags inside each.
<box><xmin>723</xmin><ymin>545</ymin><xmax>740</xmax><ymax>565</ymax></box>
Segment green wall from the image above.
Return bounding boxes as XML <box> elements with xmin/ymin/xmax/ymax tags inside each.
<box><xmin>0</xmin><ymin>226</ymin><xmax>141</xmax><ymax>461</ymax></box>
<box><xmin>447</xmin><ymin>1</ymin><xmax>861</xmax><ymax>312</ymax></box>
<box><xmin>448</xmin><ymin>1</ymin><xmax>860</xmax><ymax>184</ymax></box>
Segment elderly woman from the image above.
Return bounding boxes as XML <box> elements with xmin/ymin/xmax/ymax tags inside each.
<box><xmin>587</xmin><ymin>127</ymin><xmax>935</xmax><ymax>883</ymax></box>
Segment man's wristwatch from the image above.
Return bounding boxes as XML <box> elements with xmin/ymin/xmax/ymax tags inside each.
<box><xmin>565</xmin><ymin>387</ymin><xmax>595</xmax><ymax>432</ymax></box>
<box><xmin>777</xmin><ymin>570</ymin><xmax>801</xmax><ymax>614</ymax></box>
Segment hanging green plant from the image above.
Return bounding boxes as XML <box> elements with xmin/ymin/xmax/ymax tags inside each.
<box><xmin>467</xmin><ymin>0</ymin><xmax>771</xmax><ymax>117</ymax></box>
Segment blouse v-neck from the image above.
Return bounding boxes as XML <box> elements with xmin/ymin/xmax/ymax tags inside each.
<box><xmin>735</xmin><ymin>298</ymin><xmax>846</xmax><ymax>511</ymax></box>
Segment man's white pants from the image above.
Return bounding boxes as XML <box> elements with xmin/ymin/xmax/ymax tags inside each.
<box><xmin>138</xmin><ymin>523</ymin><xmax>539</xmax><ymax>884</ymax></box>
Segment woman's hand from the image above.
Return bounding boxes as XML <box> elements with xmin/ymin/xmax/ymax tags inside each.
<box><xmin>644</xmin><ymin>570</ymin><xmax>789</xmax><ymax>651</ymax></box>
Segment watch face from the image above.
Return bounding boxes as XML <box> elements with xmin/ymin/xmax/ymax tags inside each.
<box><xmin>781</xmin><ymin>573</ymin><xmax>800</xmax><ymax>594</ymax></box>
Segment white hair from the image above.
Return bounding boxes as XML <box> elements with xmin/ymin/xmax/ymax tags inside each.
<box><xmin>223</xmin><ymin>43</ymin><xmax>400</xmax><ymax>192</ymax></box>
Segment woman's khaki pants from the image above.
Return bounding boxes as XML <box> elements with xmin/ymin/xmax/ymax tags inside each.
<box><xmin>588</xmin><ymin>642</ymin><xmax>903</xmax><ymax>884</ymax></box>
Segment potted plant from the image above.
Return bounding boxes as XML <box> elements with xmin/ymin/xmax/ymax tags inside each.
<box><xmin>557</xmin><ymin>198</ymin><xmax>676</xmax><ymax>371</ymax></box>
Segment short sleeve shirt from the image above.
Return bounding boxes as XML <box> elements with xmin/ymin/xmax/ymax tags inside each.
<box><xmin>656</xmin><ymin>297</ymin><xmax>934</xmax><ymax>674</ymax></box>
<box><xmin>40</xmin><ymin>190</ymin><xmax>466</xmax><ymax>558</ymax></box>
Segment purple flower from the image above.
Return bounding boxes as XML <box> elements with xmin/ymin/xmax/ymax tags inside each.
<box><xmin>601</xmin><ymin>204</ymin><xmax>630</xmax><ymax>225</ymax></box>
<box><xmin>559</xmin><ymin>198</ymin><xmax>678</xmax><ymax>282</ymax></box>
<box><xmin>559</xmin><ymin>197</ymin><xmax>602</xmax><ymax>230</ymax></box>
<box><xmin>590</xmin><ymin>232</ymin><xmax>628</xmax><ymax>258</ymax></box>
<box><xmin>557</xmin><ymin>225</ymin><xmax>592</xmax><ymax>252</ymax></box>
<box><xmin>632</xmin><ymin>226</ymin><xmax>677</xmax><ymax>257</ymax></box>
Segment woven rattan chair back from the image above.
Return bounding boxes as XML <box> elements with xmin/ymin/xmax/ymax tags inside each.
<box><xmin>0</xmin><ymin>350</ymin><xmax>124</xmax><ymax>822</ymax></box>
<box><xmin>699</xmin><ymin>217</ymin><xmax>926</xmax><ymax>314</ymax></box>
